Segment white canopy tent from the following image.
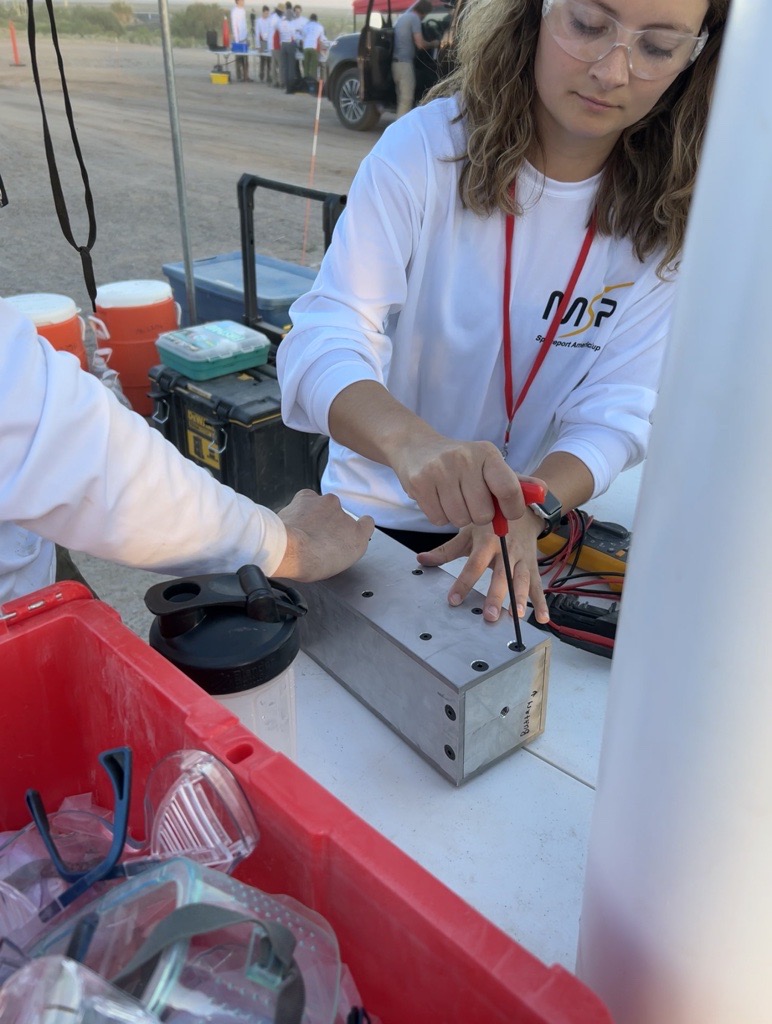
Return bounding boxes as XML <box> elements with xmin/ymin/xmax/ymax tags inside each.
<box><xmin>577</xmin><ymin>1</ymin><xmax>772</xmax><ymax>1020</ymax></box>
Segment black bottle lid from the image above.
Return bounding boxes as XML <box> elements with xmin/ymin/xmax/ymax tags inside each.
<box><xmin>145</xmin><ymin>564</ymin><xmax>307</xmax><ymax>696</ymax></box>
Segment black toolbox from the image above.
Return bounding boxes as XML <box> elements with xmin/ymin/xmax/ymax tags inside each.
<box><xmin>149</xmin><ymin>175</ymin><xmax>342</xmax><ymax>511</ymax></box>
<box><xmin>149</xmin><ymin>363</ymin><xmax>328</xmax><ymax>512</ymax></box>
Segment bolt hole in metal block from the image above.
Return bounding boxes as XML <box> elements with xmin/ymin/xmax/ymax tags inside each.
<box><xmin>298</xmin><ymin>529</ymin><xmax>551</xmax><ymax>785</ymax></box>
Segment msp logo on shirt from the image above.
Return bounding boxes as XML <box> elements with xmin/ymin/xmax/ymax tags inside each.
<box><xmin>541</xmin><ymin>282</ymin><xmax>633</xmax><ymax>351</ymax></box>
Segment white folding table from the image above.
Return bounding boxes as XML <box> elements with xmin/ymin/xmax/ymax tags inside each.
<box><xmin>294</xmin><ymin>464</ymin><xmax>642</xmax><ymax>969</ymax></box>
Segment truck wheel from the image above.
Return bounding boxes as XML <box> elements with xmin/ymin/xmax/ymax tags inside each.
<box><xmin>334</xmin><ymin>68</ymin><xmax>381</xmax><ymax>131</ymax></box>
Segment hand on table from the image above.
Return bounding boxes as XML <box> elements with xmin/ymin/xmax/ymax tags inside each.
<box><xmin>416</xmin><ymin>511</ymin><xmax>550</xmax><ymax>625</ymax></box>
<box><xmin>275</xmin><ymin>490</ymin><xmax>374</xmax><ymax>582</ymax></box>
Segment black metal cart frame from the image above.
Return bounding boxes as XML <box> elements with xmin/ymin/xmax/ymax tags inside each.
<box><xmin>237</xmin><ymin>174</ymin><xmax>347</xmax><ymax>337</ymax></box>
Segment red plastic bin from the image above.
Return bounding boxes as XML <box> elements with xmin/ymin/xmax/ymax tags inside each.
<box><xmin>0</xmin><ymin>583</ymin><xmax>611</xmax><ymax>1024</ymax></box>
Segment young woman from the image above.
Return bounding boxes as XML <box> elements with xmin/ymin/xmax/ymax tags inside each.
<box><xmin>277</xmin><ymin>0</ymin><xmax>729</xmax><ymax>624</ymax></box>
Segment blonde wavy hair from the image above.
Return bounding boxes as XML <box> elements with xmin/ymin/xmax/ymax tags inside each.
<box><xmin>427</xmin><ymin>0</ymin><xmax>730</xmax><ymax>272</ymax></box>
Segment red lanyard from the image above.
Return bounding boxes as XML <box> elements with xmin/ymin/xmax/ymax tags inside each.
<box><xmin>501</xmin><ymin>208</ymin><xmax>596</xmax><ymax>455</ymax></box>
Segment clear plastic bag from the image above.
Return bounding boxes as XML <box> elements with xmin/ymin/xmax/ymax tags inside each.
<box><xmin>89</xmin><ymin>346</ymin><xmax>133</xmax><ymax>409</ymax></box>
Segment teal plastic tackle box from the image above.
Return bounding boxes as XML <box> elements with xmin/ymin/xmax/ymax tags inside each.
<box><xmin>155</xmin><ymin>320</ymin><xmax>270</xmax><ymax>381</ymax></box>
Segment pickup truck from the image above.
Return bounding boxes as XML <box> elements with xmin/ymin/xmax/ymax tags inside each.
<box><xmin>326</xmin><ymin>0</ymin><xmax>457</xmax><ymax>131</ymax></box>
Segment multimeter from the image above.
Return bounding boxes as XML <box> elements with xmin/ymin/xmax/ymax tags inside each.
<box><xmin>531</xmin><ymin>592</ymin><xmax>619</xmax><ymax>659</ymax></box>
<box><xmin>537</xmin><ymin>514</ymin><xmax>630</xmax><ymax>587</ymax></box>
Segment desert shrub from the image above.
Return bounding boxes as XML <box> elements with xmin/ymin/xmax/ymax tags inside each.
<box><xmin>110</xmin><ymin>2</ymin><xmax>134</xmax><ymax>26</ymax></box>
<box><xmin>24</xmin><ymin>4</ymin><xmax>124</xmax><ymax>37</ymax></box>
<box><xmin>170</xmin><ymin>2</ymin><xmax>223</xmax><ymax>42</ymax></box>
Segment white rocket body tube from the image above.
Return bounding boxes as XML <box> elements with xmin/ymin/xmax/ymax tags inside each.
<box><xmin>576</xmin><ymin>2</ymin><xmax>772</xmax><ymax>1022</ymax></box>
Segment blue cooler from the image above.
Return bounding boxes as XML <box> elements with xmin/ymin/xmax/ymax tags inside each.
<box><xmin>162</xmin><ymin>252</ymin><xmax>317</xmax><ymax>330</ymax></box>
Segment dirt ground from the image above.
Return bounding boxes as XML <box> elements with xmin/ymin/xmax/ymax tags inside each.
<box><xmin>1</xmin><ymin>35</ymin><xmax>388</xmax><ymax>634</ymax></box>
<box><xmin>0</xmin><ymin>36</ymin><xmax>386</xmax><ymax>308</ymax></box>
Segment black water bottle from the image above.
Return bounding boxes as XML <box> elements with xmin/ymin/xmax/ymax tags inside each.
<box><xmin>145</xmin><ymin>565</ymin><xmax>306</xmax><ymax>757</ymax></box>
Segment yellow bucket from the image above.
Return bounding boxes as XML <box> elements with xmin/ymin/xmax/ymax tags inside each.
<box><xmin>210</xmin><ymin>71</ymin><xmax>230</xmax><ymax>85</ymax></box>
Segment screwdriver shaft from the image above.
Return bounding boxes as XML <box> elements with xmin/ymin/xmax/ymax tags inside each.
<box><xmin>499</xmin><ymin>537</ymin><xmax>525</xmax><ymax>652</ymax></box>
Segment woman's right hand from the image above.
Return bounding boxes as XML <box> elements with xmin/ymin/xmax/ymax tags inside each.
<box><xmin>391</xmin><ymin>436</ymin><xmax>527</xmax><ymax>528</ymax></box>
<box><xmin>327</xmin><ymin>382</ymin><xmax>529</xmax><ymax>528</ymax></box>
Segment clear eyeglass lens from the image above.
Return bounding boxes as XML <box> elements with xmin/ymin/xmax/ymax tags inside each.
<box><xmin>544</xmin><ymin>0</ymin><xmax>702</xmax><ymax>81</ymax></box>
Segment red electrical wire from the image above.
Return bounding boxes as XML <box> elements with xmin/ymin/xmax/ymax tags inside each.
<box><xmin>548</xmin><ymin>622</ymin><xmax>615</xmax><ymax>649</ymax></box>
<box><xmin>535</xmin><ymin>508</ymin><xmax>622</xmax><ymax>652</ymax></box>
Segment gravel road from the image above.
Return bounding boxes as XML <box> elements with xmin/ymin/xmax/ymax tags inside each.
<box><xmin>1</xmin><ymin>35</ymin><xmax>386</xmax><ymax>634</ymax></box>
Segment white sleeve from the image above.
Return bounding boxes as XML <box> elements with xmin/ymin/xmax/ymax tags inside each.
<box><xmin>277</xmin><ymin>145</ymin><xmax>420</xmax><ymax>435</ymax></box>
<box><xmin>546</xmin><ymin>277</ymin><xmax>672</xmax><ymax>496</ymax></box>
<box><xmin>0</xmin><ymin>301</ymin><xmax>288</xmax><ymax>579</ymax></box>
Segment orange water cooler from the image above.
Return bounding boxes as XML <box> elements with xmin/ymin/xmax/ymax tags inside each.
<box><xmin>6</xmin><ymin>292</ymin><xmax>88</xmax><ymax>370</ymax></box>
<box><xmin>92</xmin><ymin>280</ymin><xmax>179</xmax><ymax>416</ymax></box>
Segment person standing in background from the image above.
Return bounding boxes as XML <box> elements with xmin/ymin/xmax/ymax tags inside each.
<box><xmin>279</xmin><ymin>4</ymin><xmax>300</xmax><ymax>93</ymax></box>
<box><xmin>293</xmin><ymin>5</ymin><xmax>308</xmax><ymax>35</ymax></box>
<box><xmin>230</xmin><ymin>0</ymin><xmax>251</xmax><ymax>82</ymax></box>
<box><xmin>292</xmin><ymin>5</ymin><xmax>308</xmax><ymax>82</ymax></box>
<box><xmin>270</xmin><ymin>6</ymin><xmax>283</xmax><ymax>87</ymax></box>
<box><xmin>392</xmin><ymin>0</ymin><xmax>436</xmax><ymax>118</ymax></box>
<box><xmin>302</xmin><ymin>13</ymin><xmax>327</xmax><ymax>81</ymax></box>
<box><xmin>256</xmin><ymin>4</ymin><xmax>273</xmax><ymax>82</ymax></box>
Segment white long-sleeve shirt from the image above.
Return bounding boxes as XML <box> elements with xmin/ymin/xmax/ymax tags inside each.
<box><xmin>278</xmin><ymin>95</ymin><xmax>675</xmax><ymax>532</ymax></box>
<box><xmin>0</xmin><ymin>300</ymin><xmax>287</xmax><ymax>604</ymax></box>
<box><xmin>230</xmin><ymin>3</ymin><xmax>248</xmax><ymax>44</ymax></box>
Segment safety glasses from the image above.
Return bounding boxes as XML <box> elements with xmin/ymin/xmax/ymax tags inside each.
<box><xmin>0</xmin><ymin>748</ymin><xmax>260</xmax><ymax>945</ymax></box>
<box><xmin>26</xmin><ymin>748</ymin><xmax>132</xmax><ymax>916</ymax></box>
<box><xmin>542</xmin><ymin>0</ymin><xmax>709</xmax><ymax>81</ymax></box>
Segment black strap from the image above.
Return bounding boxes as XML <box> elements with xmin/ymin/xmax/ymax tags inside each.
<box><xmin>111</xmin><ymin>902</ymin><xmax>306</xmax><ymax>1024</ymax></box>
<box><xmin>26</xmin><ymin>0</ymin><xmax>98</xmax><ymax>310</ymax></box>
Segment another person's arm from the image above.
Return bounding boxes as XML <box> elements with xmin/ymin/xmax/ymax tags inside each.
<box><xmin>279</xmin><ymin>137</ymin><xmax>530</xmax><ymax>531</ymax></box>
<box><xmin>328</xmin><ymin>380</ymin><xmax>527</xmax><ymax>526</ymax></box>
<box><xmin>0</xmin><ymin>302</ymin><xmax>372</xmax><ymax>584</ymax></box>
<box><xmin>272</xmin><ymin>489</ymin><xmax>372</xmax><ymax>582</ymax></box>
<box><xmin>413</xmin><ymin>25</ymin><xmax>435</xmax><ymax>51</ymax></box>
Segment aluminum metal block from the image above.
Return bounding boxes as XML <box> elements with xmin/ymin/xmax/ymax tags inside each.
<box><xmin>298</xmin><ymin>529</ymin><xmax>551</xmax><ymax>785</ymax></box>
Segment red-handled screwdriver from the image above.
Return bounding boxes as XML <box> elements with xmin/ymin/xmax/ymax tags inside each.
<box><xmin>492</xmin><ymin>481</ymin><xmax>547</xmax><ymax>652</ymax></box>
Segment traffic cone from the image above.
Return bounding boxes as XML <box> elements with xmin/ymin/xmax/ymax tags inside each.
<box><xmin>9</xmin><ymin>21</ymin><xmax>24</xmax><ymax>67</ymax></box>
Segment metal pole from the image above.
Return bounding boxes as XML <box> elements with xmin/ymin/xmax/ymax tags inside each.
<box><xmin>157</xmin><ymin>0</ymin><xmax>197</xmax><ymax>325</ymax></box>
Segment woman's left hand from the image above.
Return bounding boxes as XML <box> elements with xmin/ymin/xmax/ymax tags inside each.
<box><xmin>416</xmin><ymin>513</ymin><xmax>550</xmax><ymax>624</ymax></box>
